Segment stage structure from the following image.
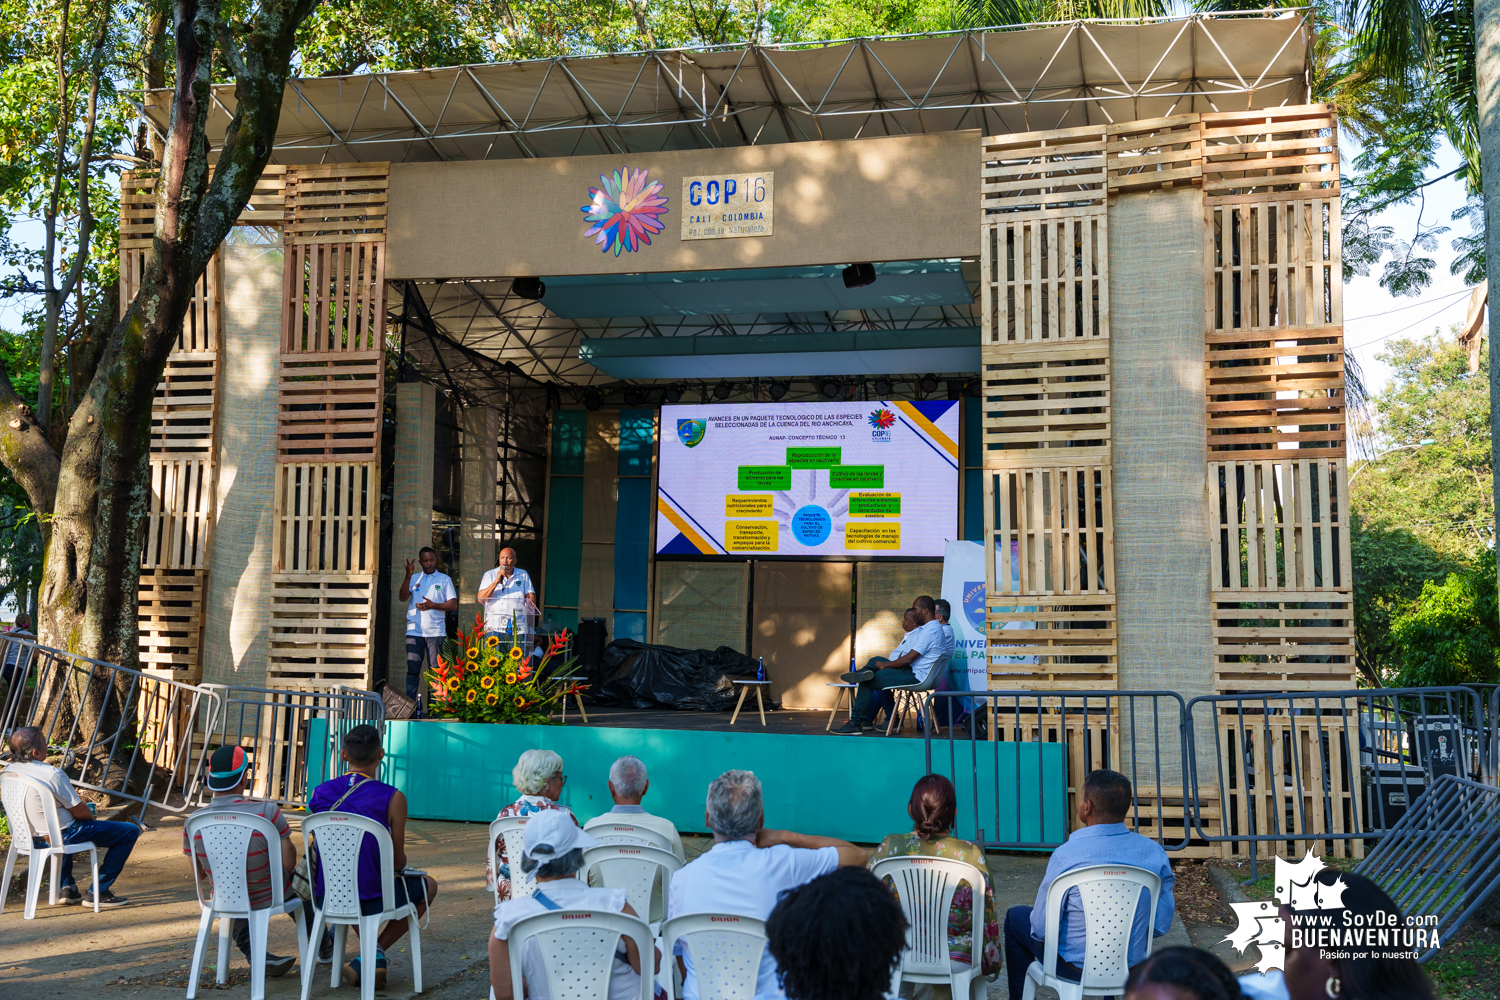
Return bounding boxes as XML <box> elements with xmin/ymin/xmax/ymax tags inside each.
<box><xmin>124</xmin><ymin>13</ymin><xmax>1356</xmax><ymax>854</ymax></box>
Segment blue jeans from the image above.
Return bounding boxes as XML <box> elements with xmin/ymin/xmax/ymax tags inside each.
<box><xmin>33</xmin><ymin>818</ymin><xmax>140</xmax><ymax>893</ymax></box>
<box><xmin>1004</xmin><ymin>905</ymin><xmax>1085</xmax><ymax>1000</ymax></box>
<box><xmin>851</xmin><ymin>665</ymin><xmax>917</xmax><ymax>725</ymax></box>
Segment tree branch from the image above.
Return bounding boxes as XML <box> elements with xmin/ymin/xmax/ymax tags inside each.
<box><xmin>0</xmin><ymin>366</ymin><xmax>62</xmax><ymax>516</ymax></box>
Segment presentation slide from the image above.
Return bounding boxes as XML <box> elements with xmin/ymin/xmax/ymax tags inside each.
<box><xmin>656</xmin><ymin>401</ymin><xmax>959</xmax><ymax>557</ymax></box>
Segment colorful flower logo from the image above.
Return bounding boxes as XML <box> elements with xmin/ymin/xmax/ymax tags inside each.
<box><xmin>868</xmin><ymin>409</ymin><xmax>896</xmax><ymax>430</ymax></box>
<box><xmin>581</xmin><ymin>167</ymin><xmax>669</xmax><ymax>256</ymax></box>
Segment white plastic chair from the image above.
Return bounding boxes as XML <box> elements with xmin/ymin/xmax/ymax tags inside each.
<box><xmin>506</xmin><ymin>909</ymin><xmax>654</xmax><ymax>1000</ymax></box>
<box><xmin>871</xmin><ymin>855</ymin><xmax>992</xmax><ymax>1000</ymax></box>
<box><xmin>299</xmin><ymin>812</ymin><xmax>423</xmax><ymax>1000</ymax></box>
<box><xmin>661</xmin><ymin>913</ymin><xmax>768</xmax><ymax>1000</ymax></box>
<box><xmin>1022</xmin><ymin>864</ymin><xmax>1162</xmax><ymax>1000</ymax></box>
<box><xmin>491</xmin><ymin>816</ymin><xmax>532</xmax><ymax>902</ymax></box>
<box><xmin>587</xmin><ymin>820</ymin><xmax>675</xmax><ymax>853</ymax></box>
<box><xmin>0</xmin><ymin>770</ymin><xmax>99</xmax><ymax>919</ymax></box>
<box><xmin>183</xmin><ymin>811</ymin><xmax>308</xmax><ymax>1000</ymax></box>
<box><xmin>582</xmin><ymin>843</ymin><xmax>681</xmax><ymax>931</ymax></box>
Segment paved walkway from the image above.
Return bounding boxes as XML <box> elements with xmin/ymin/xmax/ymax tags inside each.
<box><xmin>1</xmin><ymin>815</ymin><xmax>1190</xmax><ymax>1000</ymax></box>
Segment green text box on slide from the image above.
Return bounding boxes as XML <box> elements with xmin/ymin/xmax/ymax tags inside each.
<box><xmin>848</xmin><ymin>492</ymin><xmax>900</xmax><ymax>515</ymax></box>
<box><xmin>831</xmin><ymin>466</ymin><xmax>885</xmax><ymax>489</ymax></box>
<box><xmin>308</xmin><ymin>720</ymin><xmax>1067</xmax><ymax>845</ymax></box>
<box><xmin>737</xmin><ymin>466</ymin><xmax>792</xmax><ymax>490</ymax></box>
<box><xmin>785</xmin><ymin>447</ymin><xmax>841</xmax><ymax>469</ymax></box>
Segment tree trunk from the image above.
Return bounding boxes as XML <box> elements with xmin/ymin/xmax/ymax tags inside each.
<box><xmin>1481</xmin><ymin>0</ymin><xmax>1500</xmax><ymax>599</ymax></box>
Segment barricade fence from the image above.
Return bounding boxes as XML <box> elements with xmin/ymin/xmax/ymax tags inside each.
<box><xmin>926</xmin><ymin>686</ymin><xmax>1496</xmax><ymax>863</ymax></box>
<box><xmin>0</xmin><ymin>635</ymin><xmax>220</xmax><ymax>825</ymax></box>
<box><xmin>0</xmin><ymin>635</ymin><xmax>383</xmax><ymax>823</ymax></box>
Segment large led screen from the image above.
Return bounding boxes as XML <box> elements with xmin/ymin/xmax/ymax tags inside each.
<box><xmin>656</xmin><ymin>401</ymin><xmax>959</xmax><ymax>557</ymax></box>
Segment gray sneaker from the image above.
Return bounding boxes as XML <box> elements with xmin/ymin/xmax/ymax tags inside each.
<box><xmin>832</xmin><ymin>720</ymin><xmax>867</xmax><ymax>735</ymax></box>
<box><xmin>54</xmin><ymin>886</ymin><xmax>83</xmax><ymax>905</ymax></box>
<box><xmin>840</xmin><ymin>669</ymin><xmax>874</xmax><ymax>683</ymax></box>
<box><xmin>264</xmin><ymin>953</ymin><xmax>296</xmax><ymax>978</ymax></box>
<box><xmin>83</xmin><ymin>889</ymin><xmax>129</xmax><ymax>907</ymax></box>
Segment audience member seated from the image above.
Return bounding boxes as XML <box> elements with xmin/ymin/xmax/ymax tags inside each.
<box><xmin>870</xmin><ymin>774</ymin><xmax>999</xmax><ymax>982</ymax></box>
<box><xmin>584</xmin><ymin>755</ymin><xmax>686</xmax><ymax>861</ymax></box>
<box><xmin>668</xmin><ymin>769</ymin><xmax>866</xmax><ymax>1000</ymax></box>
<box><xmin>6</xmin><ymin>725</ymin><xmax>138</xmax><ymax>907</ymax></box>
<box><xmin>183</xmin><ymin>746</ymin><xmax>303</xmax><ymax>977</ymax></box>
<box><xmin>834</xmin><ymin>597</ymin><xmax>943</xmax><ymax>735</ymax></box>
<box><xmin>767</xmin><ymin>867</ymin><xmax>907</xmax><ymax>1000</ymax></box>
<box><xmin>489</xmin><ymin>810</ymin><xmax>652</xmax><ymax>1000</ymax></box>
<box><xmin>1004</xmin><ymin>769</ymin><xmax>1176</xmax><ymax>1000</ymax></box>
<box><xmin>488</xmin><ymin>748</ymin><xmax>581</xmax><ymax>899</ymax></box>
<box><xmin>1124</xmin><ymin>947</ymin><xmax>1243</xmax><ymax>1000</ymax></box>
<box><xmin>1273</xmin><ymin>870</ymin><xmax>1433</xmax><ymax>1000</ymax></box>
<box><xmin>308</xmin><ymin>724</ymin><xmax>439</xmax><ymax>991</ymax></box>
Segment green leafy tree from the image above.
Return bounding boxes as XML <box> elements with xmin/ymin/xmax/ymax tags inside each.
<box><xmin>1387</xmin><ymin>550</ymin><xmax>1499</xmax><ymax>686</ymax></box>
<box><xmin>1350</xmin><ymin>514</ymin><xmax>1468</xmax><ymax>680</ymax></box>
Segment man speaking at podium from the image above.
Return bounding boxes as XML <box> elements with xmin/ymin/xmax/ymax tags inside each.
<box><xmin>478</xmin><ymin>546</ymin><xmax>537</xmax><ymax>646</ymax></box>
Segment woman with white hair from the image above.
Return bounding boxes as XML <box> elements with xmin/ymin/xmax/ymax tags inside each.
<box><xmin>486</xmin><ymin>748</ymin><xmax>582</xmax><ymax>900</ymax></box>
<box><xmin>489</xmin><ymin>811</ymin><xmax>650</xmax><ymax>1000</ymax></box>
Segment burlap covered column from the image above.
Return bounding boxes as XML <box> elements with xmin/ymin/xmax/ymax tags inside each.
<box><xmin>458</xmin><ymin>406</ymin><xmax>499</xmax><ymax>628</ymax></box>
<box><xmin>388</xmin><ymin>381</ymin><xmax>438</xmax><ymax>680</ymax></box>
<box><xmin>201</xmin><ymin>241</ymin><xmax>284</xmax><ymax>686</ymax></box>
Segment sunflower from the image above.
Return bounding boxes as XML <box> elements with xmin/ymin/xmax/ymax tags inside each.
<box><xmin>466</xmin><ymin>689</ymin><xmax>478</xmax><ymax>704</ymax></box>
<box><xmin>481</xmin><ymin>675</ymin><xmax>496</xmax><ymax>690</ymax></box>
<box><xmin>446</xmin><ymin>677</ymin><xmax>460</xmax><ymax>691</ymax></box>
<box><xmin>486</xmin><ymin>693</ymin><xmax>499</xmax><ymax>705</ymax></box>
<box><xmin>485</xmin><ymin>635</ymin><xmax>500</xmax><ymax>650</ymax></box>
<box><xmin>466</xmin><ymin>646</ymin><xmax>480</xmax><ymax>660</ymax></box>
<box><xmin>508</xmin><ymin>646</ymin><xmax>523</xmax><ymax>661</ymax></box>
<box><xmin>505</xmin><ymin>672</ymin><xmax>518</xmax><ymax>685</ymax></box>
<box><xmin>514</xmin><ymin>695</ymin><xmax>525</xmax><ymax>707</ymax></box>
<box><xmin>485</xmin><ymin>655</ymin><xmax>501</xmax><ymax>669</ymax></box>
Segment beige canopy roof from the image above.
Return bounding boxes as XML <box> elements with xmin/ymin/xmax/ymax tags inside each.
<box><xmin>141</xmin><ymin>11</ymin><xmax>1313</xmax><ymax>164</ymax></box>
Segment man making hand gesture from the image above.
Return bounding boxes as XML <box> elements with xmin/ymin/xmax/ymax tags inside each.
<box><xmin>399</xmin><ymin>547</ymin><xmax>457</xmax><ymax>709</ymax></box>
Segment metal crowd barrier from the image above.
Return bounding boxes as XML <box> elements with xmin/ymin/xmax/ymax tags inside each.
<box><xmin>1356</xmin><ymin>774</ymin><xmax>1500</xmax><ymax>963</ymax></box>
<box><xmin>200</xmin><ymin>683</ymin><xmax>385</xmax><ymax>809</ymax></box>
<box><xmin>0</xmin><ymin>635</ymin><xmax>221</xmax><ymax>825</ymax></box>
<box><xmin>923</xmin><ymin>690</ymin><xmax>1189</xmax><ymax>851</ymax></box>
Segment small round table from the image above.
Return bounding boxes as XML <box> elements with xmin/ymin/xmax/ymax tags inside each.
<box><xmin>730</xmin><ymin>679</ymin><xmax>771</xmax><ymax>726</ymax></box>
<box><xmin>825</xmin><ymin>682</ymin><xmax>859</xmax><ymax>731</ymax></box>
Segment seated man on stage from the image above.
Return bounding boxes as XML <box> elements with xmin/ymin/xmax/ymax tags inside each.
<box><xmin>1003</xmin><ymin>769</ymin><xmax>1175</xmax><ymax>1000</ymax></box>
<box><xmin>832</xmin><ymin>597</ymin><xmax>943</xmax><ymax>735</ymax></box>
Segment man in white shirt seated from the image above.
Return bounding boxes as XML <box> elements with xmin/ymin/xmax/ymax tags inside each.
<box><xmin>584</xmin><ymin>755</ymin><xmax>686</xmax><ymax>863</ymax></box>
<box><xmin>6</xmin><ymin>726</ymin><xmax>139</xmax><ymax>907</ymax></box>
<box><xmin>477</xmin><ymin>547</ymin><xmax>537</xmax><ymax>648</ymax></box>
<box><xmin>833</xmin><ymin>596</ymin><xmax>945</xmax><ymax>735</ymax></box>
<box><xmin>489</xmin><ymin>810</ymin><xmax>650</xmax><ymax>1000</ymax></box>
<box><xmin>667</xmin><ymin>770</ymin><xmax>866</xmax><ymax>1000</ymax></box>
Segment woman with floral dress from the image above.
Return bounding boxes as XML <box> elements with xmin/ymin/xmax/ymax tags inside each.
<box><xmin>870</xmin><ymin>773</ymin><xmax>1001</xmax><ymax>993</ymax></box>
<box><xmin>486</xmin><ymin>748</ymin><xmax>582</xmax><ymax>900</ymax></box>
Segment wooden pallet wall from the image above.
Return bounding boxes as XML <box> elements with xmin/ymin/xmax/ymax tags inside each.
<box><xmin>267</xmin><ymin>164</ymin><xmax>390</xmax><ymax>688</ymax></box>
<box><xmin>980</xmin><ymin>125</ymin><xmax>1118</xmax><ymax>691</ymax></box>
<box><xmin>977</xmin><ymin>105</ymin><xmax>1348</xmax><ymax>697</ymax></box>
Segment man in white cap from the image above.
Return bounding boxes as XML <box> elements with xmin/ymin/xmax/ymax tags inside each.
<box><xmin>488</xmin><ymin>810</ymin><xmax>651</xmax><ymax>1000</ymax></box>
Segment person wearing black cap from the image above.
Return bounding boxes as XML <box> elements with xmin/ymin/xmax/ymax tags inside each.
<box><xmin>183</xmin><ymin>745</ymin><xmax>303</xmax><ymax>978</ymax></box>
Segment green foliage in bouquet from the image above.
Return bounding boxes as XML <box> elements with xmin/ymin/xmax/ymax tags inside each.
<box><xmin>426</xmin><ymin>613</ymin><xmax>581</xmax><ymax>724</ymax></box>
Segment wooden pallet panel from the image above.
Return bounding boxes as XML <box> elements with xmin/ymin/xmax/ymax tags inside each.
<box><xmin>982</xmin><ymin>209</ymin><xmax>1108</xmax><ymax>347</ymax></box>
<box><xmin>1211</xmin><ymin>459</ymin><xmax>1351</xmax><ymax>592</ymax></box>
<box><xmin>137</xmin><ymin>570</ymin><xmax>205</xmax><ymax>673</ymax></box>
<box><xmin>980</xmin><ymin>340</ymin><xmax>1110</xmax><ymax>466</ymax></box>
<box><xmin>276</xmin><ymin>354</ymin><xmax>383</xmax><ymax>461</ymax></box>
<box><xmin>281</xmin><ymin>241</ymin><xmax>386</xmax><ymax>355</ymax></box>
<box><xmin>266</xmin><ymin>574</ymin><xmax>376</xmax><ymax>686</ymax></box>
<box><xmin>152</xmin><ymin>355</ymin><xmax>218</xmax><ymax>454</ymax></box>
<box><xmin>1211</xmin><ymin>593</ymin><xmax>1356</xmax><ymax>692</ymax></box>
<box><xmin>1105</xmin><ymin>115</ymin><xmax>1203</xmax><ymax>193</ymax></box>
<box><xmin>1207</xmin><ymin>198</ymin><xmax>1342</xmax><ymax>334</ymax></box>
<box><xmin>1201</xmin><ymin>106</ymin><xmax>1338</xmax><ymax>200</ymax></box>
<box><xmin>284</xmin><ymin>163</ymin><xmax>389</xmax><ymax>245</ymax></box>
<box><xmin>1206</xmin><ymin>326</ymin><xmax>1345</xmax><ymax>458</ymax></box>
<box><xmin>120</xmin><ymin>167</ymin><xmax>287</xmax><ymax>249</ymax></box>
<box><xmin>988</xmin><ymin>466</ymin><xmax>1114</xmax><ymax>597</ymax></box>
<box><xmin>271</xmin><ymin>462</ymin><xmax>378</xmax><ymax>576</ymax></box>
<box><xmin>981</xmin><ymin>124</ymin><xmax>1107</xmax><ymax>219</ymax></box>
<box><xmin>141</xmin><ymin>457</ymin><xmax>213</xmax><ymax>571</ymax></box>
<box><xmin>1212</xmin><ymin>710</ymin><xmax>1364</xmax><ymax>859</ymax></box>
<box><xmin>987</xmin><ymin>595</ymin><xmax>1117</xmax><ymax>690</ymax></box>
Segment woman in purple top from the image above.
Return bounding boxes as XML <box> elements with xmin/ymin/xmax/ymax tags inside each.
<box><xmin>309</xmin><ymin>724</ymin><xmax>440</xmax><ymax>991</ymax></box>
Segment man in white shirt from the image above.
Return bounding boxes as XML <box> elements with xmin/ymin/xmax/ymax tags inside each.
<box><xmin>833</xmin><ymin>596</ymin><xmax>945</xmax><ymax>735</ymax></box>
<box><xmin>399</xmin><ymin>547</ymin><xmax>457</xmax><ymax>704</ymax></box>
<box><xmin>667</xmin><ymin>770</ymin><xmax>865</xmax><ymax>1000</ymax></box>
<box><xmin>6</xmin><ymin>726</ymin><xmax>139</xmax><ymax>907</ymax></box>
<box><xmin>583</xmin><ymin>755</ymin><xmax>686</xmax><ymax>862</ymax></box>
<box><xmin>476</xmin><ymin>547</ymin><xmax>536</xmax><ymax>645</ymax></box>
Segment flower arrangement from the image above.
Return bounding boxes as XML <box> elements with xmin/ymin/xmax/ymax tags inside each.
<box><xmin>426</xmin><ymin>614</ymin><xmax>581</xmax><ymax>725</ymax></box>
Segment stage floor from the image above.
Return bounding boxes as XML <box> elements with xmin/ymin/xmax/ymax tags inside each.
<box><xmin>568</xmin><ymin>704</ymin><xmax>968</xmax><ymax>738</ymax></box>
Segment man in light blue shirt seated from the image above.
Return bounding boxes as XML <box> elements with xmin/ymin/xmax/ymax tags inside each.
<box><xmin>1004</xmin><ymin>768</ymin><xmax>1176</xmax><ymax>1000</ymax></box>
<box><xmin>833</xmin><ymin>596</ymin><xmax>944</xmax><ymax>735</ymax></box>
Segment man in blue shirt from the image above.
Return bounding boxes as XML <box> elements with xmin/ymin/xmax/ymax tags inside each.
<box><xmin>833</xmin><ymin>596</ymin><xmax>944</xmax><ymax>735</ymax></box>
<box><xmin>1005</xmin><ymin>769</ymin><xmax>1176</xmax><ymax>999</ymax></box>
